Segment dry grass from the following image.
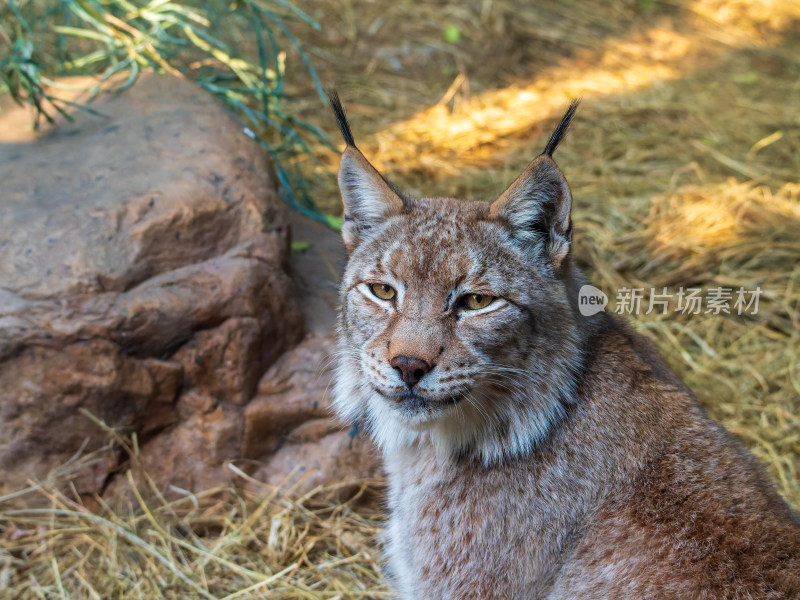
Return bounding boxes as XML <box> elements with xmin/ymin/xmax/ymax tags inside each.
<box><xmin>1</xmin><ymin>0</ymin><xmax>799</xmax><ymax>597</ymax></box>
<box><xmin>0</xmin><ymin>435</ymin><xmax>389</xmax><ymax>599</ymax></box>
<box><xmin>605</xmin><ymin>181</ymin><xmax>800</xmax><ymax>503</ymax></box>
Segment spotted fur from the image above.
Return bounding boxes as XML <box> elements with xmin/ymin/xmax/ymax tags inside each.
<box><xmin>330</xmin><ymin>97</ymin><xmax>800</xmax><ymax>599</ymax></box>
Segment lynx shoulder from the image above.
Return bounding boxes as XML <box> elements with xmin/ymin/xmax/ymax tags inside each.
<box><xmin>329</xmin><ymin>91</ymin><xmax>800</xmax><ymax>599</ymax></box>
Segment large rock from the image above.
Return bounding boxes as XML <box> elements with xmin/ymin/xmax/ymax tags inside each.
<box><xmin>242</xmin><ymin>215</ymin><xmax>382</xmax><ymax>494</ymax></box>
<box><xmin>0</xmin><ymin>76</ymin><xmax>381</xmax><ymax>501</ymax></box>
<box><xmin>0</xmin><ymin>75</ymin><xmax>307</xmax><ymax>498</ymax></box>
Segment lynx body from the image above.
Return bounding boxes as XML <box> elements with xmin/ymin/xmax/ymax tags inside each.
<box><xmin>329</xmin><ymin>94</ymin><xmax>800</xmax><ymax>599</ymax></box>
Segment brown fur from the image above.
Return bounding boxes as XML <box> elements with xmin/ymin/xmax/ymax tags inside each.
<box><xmin>329</xmin><ymin>96</ymin><xmax>800</xmax><ymax>599</ymax></box>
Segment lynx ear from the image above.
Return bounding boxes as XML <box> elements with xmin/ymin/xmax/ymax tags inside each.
<box><xmin>489</xmin><ymin>155</ymin><xmax>573</xmax><ymax>269</ymax></box>
<box><xmin>489</xmin><ymin>101</ymin><xmax>578</xmax><ymax>270</ymax></box>
<box><xmin>329</xmin><ymin>91</ymin><xmax>403</xmax><ymax>251</ymax></box>
<box><xmin>338</xmin><ymin>147</ymin><xmax>403</xmax><ymax>250</ymax></box>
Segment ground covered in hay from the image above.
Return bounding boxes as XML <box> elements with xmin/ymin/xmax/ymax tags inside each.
<box><xmin>1</xmin><ymin>0</ymin><xmax>798</xmax><ymax>598</ymax></box>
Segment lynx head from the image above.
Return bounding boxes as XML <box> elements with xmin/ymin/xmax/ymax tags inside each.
<box><xmin>330</xmin><ymin>93</ymin><xmax>589</xmax><ymax>463</ymax></box>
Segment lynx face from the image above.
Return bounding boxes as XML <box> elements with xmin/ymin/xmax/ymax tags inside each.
<box><xmin>331</xmin><ymin>96</ymin><xmax>585</xmax><ymax>462</ymax></box>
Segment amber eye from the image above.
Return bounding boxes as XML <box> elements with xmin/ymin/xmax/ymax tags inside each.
<box><xmin>463</xmin><ymin>293</ymin><xmax>494</xmax><ymax>310</ymax></box>
<box><xmin>369</xmin><ymin>283</ymin><xmax>396</xmax><ymax>301</ymax></box>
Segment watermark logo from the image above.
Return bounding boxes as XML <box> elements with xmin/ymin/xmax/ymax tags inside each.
<box><xmin>578</xmin><ymin>284</ymin><xmax>608</xmax><ymax>316</ymax></box>
<box><xmin>578</xmin><ymin>286</ymin><xmax>762</xmax><ymax>316</ymax></box>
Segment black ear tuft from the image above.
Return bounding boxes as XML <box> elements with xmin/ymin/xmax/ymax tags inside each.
<box><xmin>543</xmin><ymin>99</ymin><xmax>580</xmax><ymax>157</ymax></box>
<box><xmin>328</xmin><ymin>90</ymin><xmax>357</xmax><ymax>148</ymax></box>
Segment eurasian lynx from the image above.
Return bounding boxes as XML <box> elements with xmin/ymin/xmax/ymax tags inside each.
<box><xmin>329</xmin><ymin>92</ymin><xmax>800</xmax><ymax>599</ymax></box>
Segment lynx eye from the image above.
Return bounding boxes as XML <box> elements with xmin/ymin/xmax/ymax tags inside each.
<box><xmin>369</xmin><ymin>283</ymin><xmax>396</xmax><ymax>301</ymax></box>
<box><xmin>463</xmin><ymin>293</ymin><xmax>494</xmax><ymax>310</ymax></box>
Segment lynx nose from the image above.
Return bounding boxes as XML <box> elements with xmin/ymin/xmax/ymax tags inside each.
<box><xmin>390</xmin><ymin>356</ymin><xmax>432</xmax><ymax>387</ymax></box>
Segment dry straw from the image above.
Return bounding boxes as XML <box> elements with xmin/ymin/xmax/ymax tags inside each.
<box><xmin>0</xmin><ymin>426</ymin><xmax>389</xmax><ymax>599</ymax></box>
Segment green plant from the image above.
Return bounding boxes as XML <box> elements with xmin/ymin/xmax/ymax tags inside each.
<box><xmin>0</xmin><ymin>0</ymin><xmax>336</xmax><ymax>224</ymax></box>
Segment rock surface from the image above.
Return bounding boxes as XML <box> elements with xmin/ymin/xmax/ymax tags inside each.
<box><xmin>245</xmin><ymin>333</ymin><xmax>378</xmax><ymax>492</ymax></box>
<box><xmin>0</xmin><ymin>75</ymin><xmax>380</xmax><ymax>501</ymax></box>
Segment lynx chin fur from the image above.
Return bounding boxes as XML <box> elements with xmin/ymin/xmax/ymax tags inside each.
<box><xmin>329</xmin><ymin>92</ymin><xmax>800</xmax><ymax>599</ymax></box>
